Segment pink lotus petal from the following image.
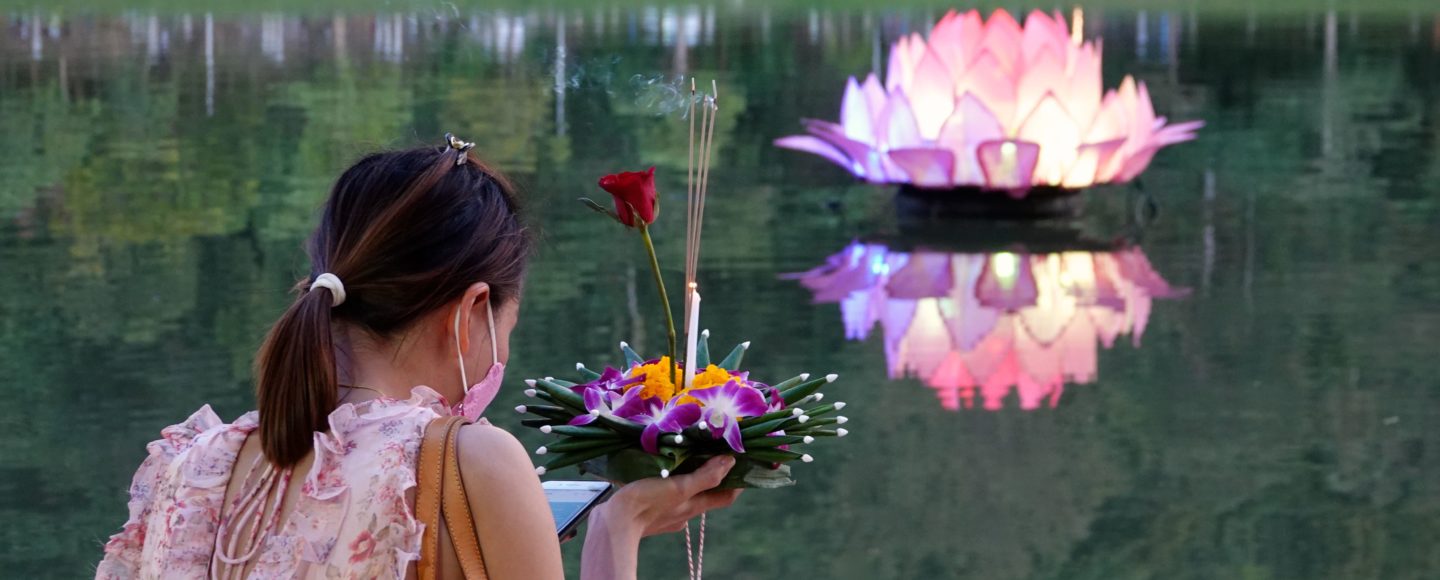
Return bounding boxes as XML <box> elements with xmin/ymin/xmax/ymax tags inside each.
<box><xmin>774</xmin><ymin>136</ymin><xmax>853</xmax><ymax>173</ymax></box>
<box><xmin>1016</xmin><ymin>93</ymin><xmax>1082</xmax><ymax>186</ymax></box>
<box><xmin>909</xmin><ymin>47</ymin><xmax>957</xmax><ymax>139</ymax></box>
<box><xmin>976</xmin><ymin>139</ymin><xmax>1040</xmax><ymax>192</ymax></box>
<box><xmin>880</xmin><ymin>91</ymin><xmax>923</xmax><ymax>151</ymax></box>
<box><xmin>939</xmin><ymin>94</ymin><xmax>1005</xmax><ymax>185</ymax></box>
<box><xmin>1063</xmin><ymin>138</ymin><xmax>1125</xmax><ymax>188</ymax></box>
<box><xmin>888</xmin><ymin>147</ymin><xmax>956</xmax><ymax>188</ymax></box>
<box><xmin>840</xmin><ymin>77</ymin><xmax>875</xmax><ymax>144</ymax></box>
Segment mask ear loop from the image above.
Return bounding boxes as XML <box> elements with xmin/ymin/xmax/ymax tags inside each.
<box><xmin>454</xmin><ymin>307</ymin><xmax>468</xmax><ymax>394</ymax></box>
<box><xmin>486</xmin><ymin>300</ymin><xmax>498</xmax><ymax>370</ymax></box>
<box><xmin>455</xmin><ymin>298</ymin><xmax>500</xmax><ymax>395</ymax></box>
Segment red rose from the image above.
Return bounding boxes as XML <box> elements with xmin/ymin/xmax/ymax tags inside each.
<box><xmin>598</xmin><ymin>167</ymin><xmax>658</xmax><ymax>227</ymax></box>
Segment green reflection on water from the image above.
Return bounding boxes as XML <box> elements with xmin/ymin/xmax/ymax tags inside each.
<box><xmin>1</xmin><ymin>6</ymin><xmax>1438</xmax><ymax>580</ymax></box>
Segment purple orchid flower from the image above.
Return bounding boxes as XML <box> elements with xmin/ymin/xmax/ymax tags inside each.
<box><xmin>688</xmin><ymin>380</ymin><xmax>770</xmax><ymax>453</ymax></box>
<box><xmin>614</xmin><ymin>396</ymin><xmax>702</xmax><ymax>454</ymax></box>
<box><xmin>571</xmin><ymin>366</ymin><xmax>643</xmax><ymax>394</ymax></box>
<box><xmin>568</xmin><ymin>385</ymin><xmax>643</xmax><ymax>426</ymax></box>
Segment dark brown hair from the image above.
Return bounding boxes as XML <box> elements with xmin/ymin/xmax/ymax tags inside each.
<box><xmin>254</xmin><ymin>143</ymin><xmax>530</xmax><ymax>468</ymax></box>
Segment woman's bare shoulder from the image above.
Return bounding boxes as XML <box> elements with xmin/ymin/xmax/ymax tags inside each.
<box><xmin>455</xmin><ymin>423</ymin><xmax>536</xmax><ymax>484</ymax></box>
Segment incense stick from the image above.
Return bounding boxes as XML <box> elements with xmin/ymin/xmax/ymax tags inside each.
<box><xmin>684</xmin><ymin>80</ymin><xmax>719</xmax><ymax>348</ymax></box>
<box><xmin>685</xmin><ymin>78</ymin><xmax>698</xmax><ymax>326</ymax></box>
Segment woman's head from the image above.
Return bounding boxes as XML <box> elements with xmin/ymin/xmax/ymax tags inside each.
<box><xmin>255</xmin><ymin>139</ymin><xmax>531</xmax><ymax>467</ymax></box>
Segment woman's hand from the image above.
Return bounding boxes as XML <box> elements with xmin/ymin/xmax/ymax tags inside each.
<box><xmin>605</xmin><ymin>455</ymin><xmax>743</xmax><ymax>536</ymax></box>
<box><xmin>580</xmin><ymin>456</ymin><xmax>743</xmax><ymax>580</ymax></box>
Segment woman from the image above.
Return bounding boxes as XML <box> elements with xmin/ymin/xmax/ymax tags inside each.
<box><xmin>96</xmin><ymin>137</ymin><xmax>740</xmax><ymax>579</ymax></box>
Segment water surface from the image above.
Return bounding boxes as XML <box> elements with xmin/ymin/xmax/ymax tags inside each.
<box><xmin>1</xmin><ymin>5</ymin><xmax>1438</xmax><ymax>579</ymax></box>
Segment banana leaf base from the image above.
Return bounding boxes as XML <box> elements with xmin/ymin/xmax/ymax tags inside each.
<box><xmin>896</xmin><ymin>184</ymin><xmax>1085</xmax><ymax>219</ymax></box>
<box><xmin>579</xmin><ymin>449</ymin><xmax>796</xmax><ymax>489</ymax></box>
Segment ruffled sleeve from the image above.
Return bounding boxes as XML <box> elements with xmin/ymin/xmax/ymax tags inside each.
<box><xmin>94</xmin><ymin>405</ymin><xmax>226</xmax><ymax>580</ymax></box>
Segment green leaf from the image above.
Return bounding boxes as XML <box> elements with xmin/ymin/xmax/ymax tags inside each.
<box><xmin>620</xmin><ymin>342</ymin><xmax>644</xmax><ymax>368</ymax></box>
<box><xmin>545</xmin><ymin>425</ymin><xmax>624</xmax><ymax>439</ymax></box>
<box><xmin>779</xmin><ymin>375</ymin><xmax>833</xmax><ymax>406</ymax></box>
<box><xmin>520</xmin><ymin>404</ymin><xmax>573</xmax><ymax>421</ymax></box>
<box><xmin>771</xmin><ymin>373</ymin><xmax>810</xmax><ymax>391</ymax></box>
<box><xmin>718</xmin><ymin>341</ymin><xmax>750</xmax><ymax>370</ymax></box>
<box><xmin>534</xmin><ymin>379</ymin><xmax>586</xmax><ymax>411</ymax></box>
<box><xmin>578</xmin><ymin>197</ymin><xmax>621</xmax><ymax>223</ymax></box>
<box><xmin>576</xmin><ymin>364</ymin><xmax>602</xmax><ymax>381</ymax></box>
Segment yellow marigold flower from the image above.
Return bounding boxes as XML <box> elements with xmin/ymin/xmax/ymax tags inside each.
<box><xmin>627</xmin><ymin>357</ymin><xmax>681</xmax><ymax>401</ymax></box>
<box><xmin>674</xmin><ymin>365</ymin><xmax>738</xmax><ymax>405</ymax></box>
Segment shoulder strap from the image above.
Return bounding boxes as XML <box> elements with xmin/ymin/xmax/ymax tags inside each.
<box><xmin>442</xmin><ymin>419</ymin><xmax>490</xmax><ymax>579</ymax></box>
<box><xmin>416</xmin><ymin>415</ymin><xmax>463</xmax><ymax>580</ymax></box>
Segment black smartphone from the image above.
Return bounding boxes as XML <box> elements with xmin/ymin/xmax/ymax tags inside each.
<box><xmin>542</xmin><ymin>480</ymin><xmax>614</xmax><ymax>538</ymax></box>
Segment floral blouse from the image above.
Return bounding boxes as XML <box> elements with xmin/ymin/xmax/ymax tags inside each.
<box><xmin>96</xmin><ymin>387</ymin><xmax>462</xmax><ymax>579</ymax></box>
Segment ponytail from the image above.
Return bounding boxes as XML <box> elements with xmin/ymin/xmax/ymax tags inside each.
<box><xmin>254</xmin><ymin>284</ymin><xmax>339</xmax><ymax>468</ymax></box>
<box><xmin>251</xmin><ymin>139</ymin><xmax>531</xmax><ymax>468</ymax></box>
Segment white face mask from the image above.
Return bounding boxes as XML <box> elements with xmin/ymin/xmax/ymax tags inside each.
<box><xmin>451</xmin><ymin>299</ymin><xmax>504</xmax><ymax>421</ymax></box>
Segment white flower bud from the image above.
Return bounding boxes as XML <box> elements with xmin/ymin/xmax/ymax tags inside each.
<box><xmin>801</xmin><ymin>454</ymin><xmax>814</xmax><ymax>463</ymax></box>
<box><xmin>825</xmin><ymin>374</ymin><xmax>839</xmax><ymax>382</ymax></box>
<box><xmin>535</xmin><ymin>466</ymin><xmax>547</xmax><ymax>475</ymax></box>
<box><xmin>802</xmin><ymin>435</ymin><xmax>815</xmax><ymax>444</ymax></box>
<box><xmin>836</xmin><ymin>428</ymin><xmax>849</xmax><ymax>437</ymax></box>
<box><xmin>515</xmin><ymin>405</ymin><xmax>527</xmax><ymax>413</ymax></box>
<box><xmin>540</xmin><ymin>425</ymin><xmax>553</xmax><ymax>434</ymax></box>
<box><xmin>524</xmin><ymin>389</ymin><xmax>537</xmax><ymax>398</ymax></box>
<box><xmin>834</xmin><ymin>401</ymin><xmax>847</xmax><ymax>410</ymax></box>
<box><xmin>536</xmin><ymin>447</ymin><xmax>548</xmax><ymax>455</ymax></box>
<box><xmin>837</xmin><ymin>416</ymin><xmax>849</xmax><ymax>424</ymax></box>
<box><xmin>660</xmin><ymin>469</ymin><xmax>671</xmax><ymax>478</ymax></box>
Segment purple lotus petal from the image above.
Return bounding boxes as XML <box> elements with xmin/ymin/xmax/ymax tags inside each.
<box><xmin>718</xmin><ymin>414</ymin><xmax>746</xmax><ymax>453</ymax></box>
<box><xmin>628</xmin><ymin>400</ymin><xmax>703</xmax><ymax>454</ymax></box>
<box><xmin>569</xmin><ymin>413</ymin><xmax>597</xmax><ymax>426</ymax></box>
<box><xmin>611</xmin><ymin>388</ymin><xmax>652</xmax><ymax>420</ymax></box>
<box><xmin>573</xmin><ymin>366</ymin><xmax>644</xmax><ymax>394</ymax></box>
<box><xmin>689</xmin><ymin>380</ymin><xmax>770</xmax><ymax>420</ymax></box>
<box><xmin>640</xmin><ymin>423</ymin><xmax>664</xmax><ymax>454</ymax></box>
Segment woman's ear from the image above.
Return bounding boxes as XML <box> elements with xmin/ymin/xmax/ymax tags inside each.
<box><xmin>455</xmin><ymin>282</ymin><xmax>492</xmax><ymax>355</ymax></box>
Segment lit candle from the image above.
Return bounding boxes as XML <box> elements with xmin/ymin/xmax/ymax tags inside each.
<box><xmin>683</xmin><ymin>288</ymin><xmax>701</xmax><ymax>388</ymax></box>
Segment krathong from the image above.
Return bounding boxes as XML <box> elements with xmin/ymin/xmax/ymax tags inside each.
<box><xmin>787</xmin><ymin>241</ymin><xmax>1185</xmax><ymax>410</ymax></box>
<box><xmin>522</xmin><ymin>82</ymin><xmax>848</xmax><ymax>489</ymax></box>
<box><xmin>775</xmin><ymin>9</ymin><xmax>1202</xmax><ymax>195</ymax></box>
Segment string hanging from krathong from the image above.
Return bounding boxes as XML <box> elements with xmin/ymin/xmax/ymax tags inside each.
<box><xmin>682</xmin><ymin>77</ymin><xmax>719</xmax><ymax>580</ymax></box>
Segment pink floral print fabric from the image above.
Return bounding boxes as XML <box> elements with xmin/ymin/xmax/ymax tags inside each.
<box><xmin>96</xmin><ymin>386</ymin><xmax>462</xmax><ymax>579</ymax></box>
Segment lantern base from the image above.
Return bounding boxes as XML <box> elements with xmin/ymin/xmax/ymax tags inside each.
<box><xmin>896</xmin><ymin>185</ymin><xmax>1085</xmax><ymax>219</ymax></box>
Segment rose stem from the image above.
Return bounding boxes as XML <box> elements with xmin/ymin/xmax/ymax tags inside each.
<box><xmin>638</xmin><ymin>221</ymin><xmax>677</xmax><ymax>387</ymax></box>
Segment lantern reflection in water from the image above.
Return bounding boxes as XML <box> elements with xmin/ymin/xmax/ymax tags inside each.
<box><xmin>788</xmin><ymin>242</ymin><xmax>1186</xmax><ymax>410</ymax></box>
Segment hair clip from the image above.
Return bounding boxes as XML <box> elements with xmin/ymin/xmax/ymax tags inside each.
<box><xmin>444</xmin><ymin>132</ymin><xmax>476</xmax><ymax>166</ymax></box>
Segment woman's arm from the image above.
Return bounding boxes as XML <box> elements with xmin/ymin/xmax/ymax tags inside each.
<box><xmin>458</xmin><ymin>424</ymin><xmax>566</xmax><ymax>580</ymax></box>
<box><xmin>580</xmin><ymin>456</ymin><xmax>742</xmax><ymax>580</ymax></box>
<box><xmin>458</xmin><ymin>425</ymin><xmax>740</xmax><ymax>580</ymax></box>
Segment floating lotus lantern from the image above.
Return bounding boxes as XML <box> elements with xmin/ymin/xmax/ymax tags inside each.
<box><xmin>775</xmin><ymin>9</ymin><xmax>1202</xmax><ymax>204</ymax></box>
<box><xmin>786</xmin><ymin>241</ymin><xmax>1186</xmax><ymax>411</ymax></box>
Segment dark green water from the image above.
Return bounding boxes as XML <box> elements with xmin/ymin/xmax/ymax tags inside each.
<box><xmin>2</xmin><ymin>6</ymin><xmax>1438</xmax><ymax>579</ymax></box>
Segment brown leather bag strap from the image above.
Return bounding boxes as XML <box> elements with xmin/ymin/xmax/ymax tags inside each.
<box><xmin>442</xmin><ymin>419</ymin><xmax>490</xmax><ymax>579</ymax></box>
<box><xmin>417</xmin><ymin>415</ymin><xmax>466</xmax><ymax>580</ymax></box>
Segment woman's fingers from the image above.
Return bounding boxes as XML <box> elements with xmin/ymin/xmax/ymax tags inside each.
<box><xmin>674</xmin><ymin>455</ymin><xmax>735</xmax><ymax>495</ymax></box>
<box><xmin>699</xmin><ymin>489</ymin><xmax>742</xmax><ymax>511</ymax></box>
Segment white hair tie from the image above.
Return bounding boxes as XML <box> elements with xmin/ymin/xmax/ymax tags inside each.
<box><xmin>308</xmin><ymin>273</ymin><xmax>347</xmax><ymax>307</ymax></box>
